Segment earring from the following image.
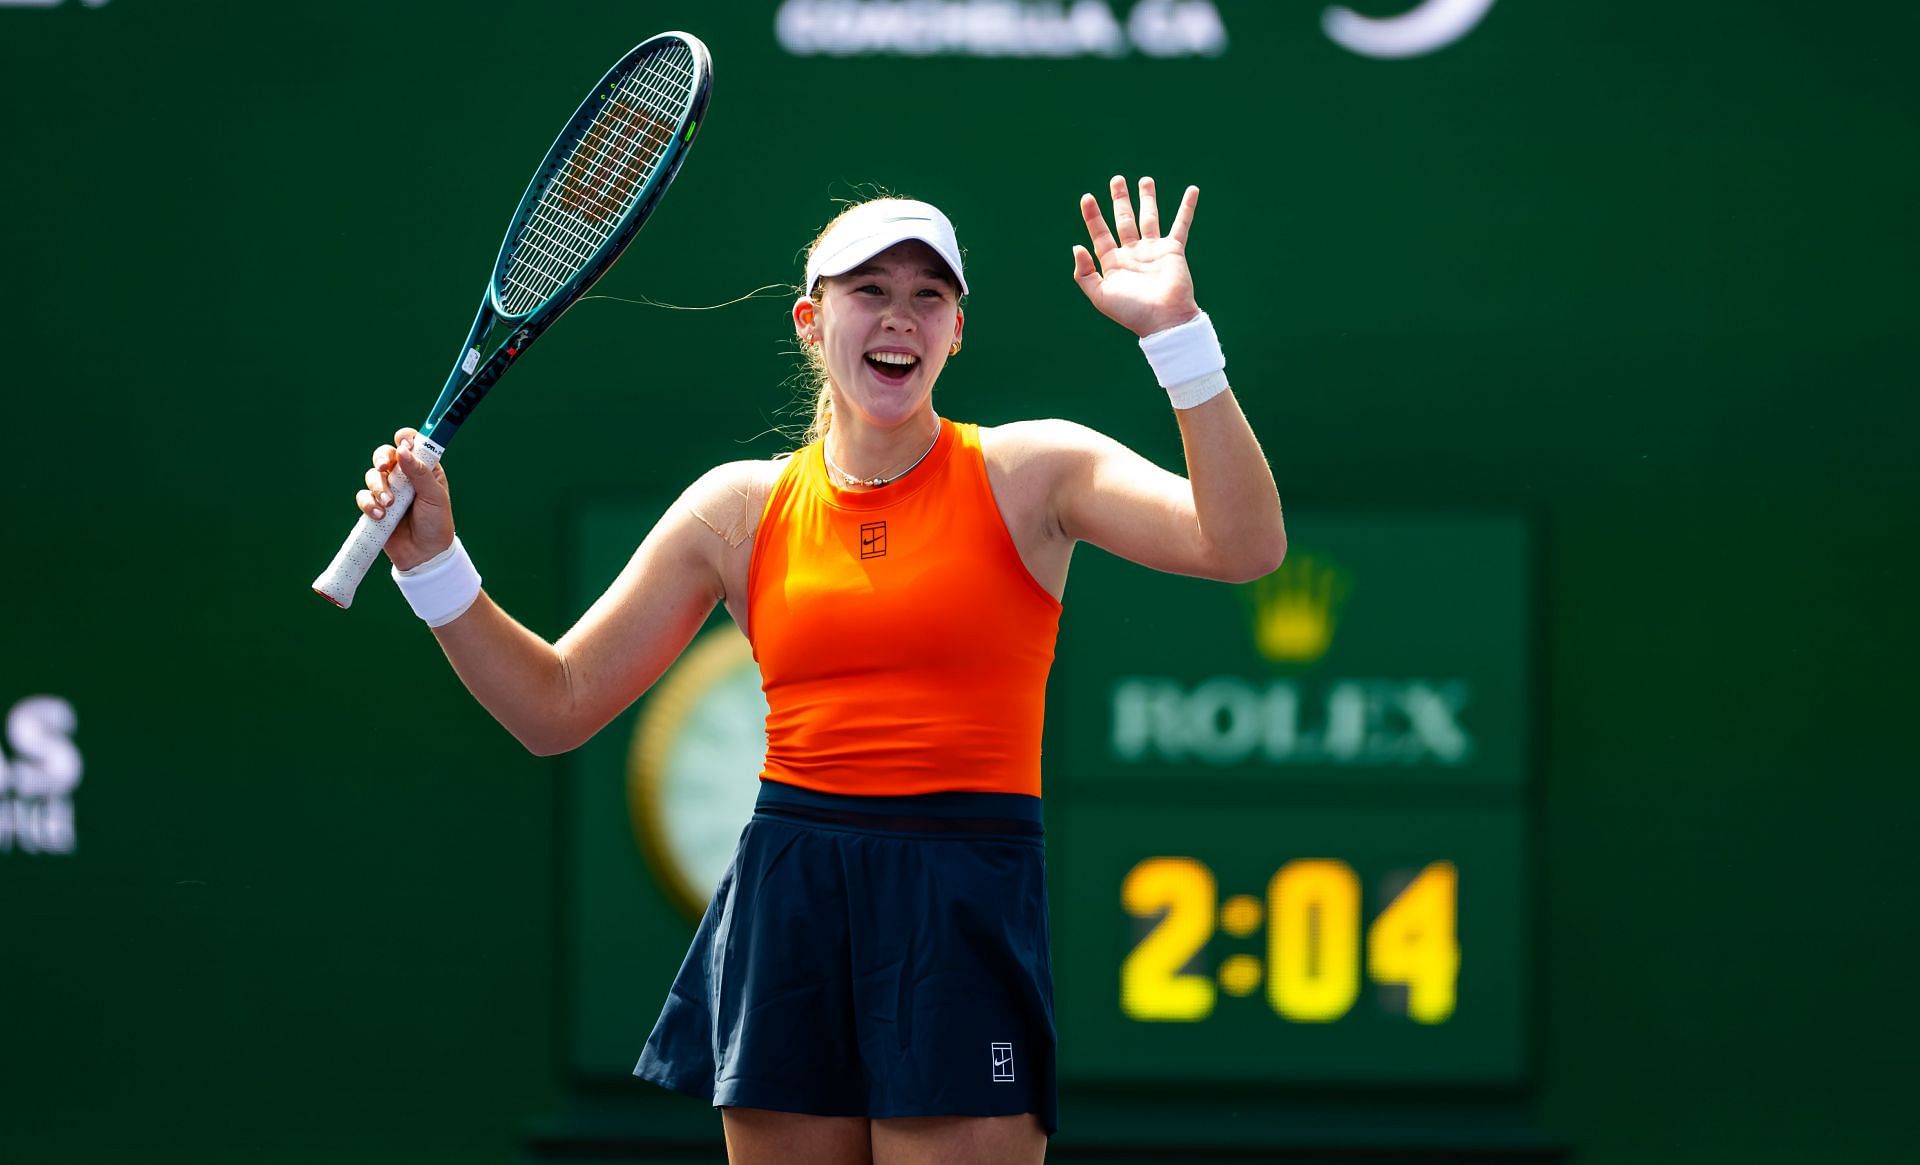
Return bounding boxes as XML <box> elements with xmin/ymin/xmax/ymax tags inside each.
<box><xmin>949</xmin><ymin>340</ymin><xmax>962</xmax><ymax>356</ymax></box>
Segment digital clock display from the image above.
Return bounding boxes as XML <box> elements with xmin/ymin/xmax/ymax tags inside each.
<box><xmin>1051</xmin><ymin>803</ymin><xmax>1527</xmax><ymax>1084</ymax></box>
<box><xmin>1120</xmin><ymin>856</ymin><xmax>1457</xmax><ymax>1026</ymax></box>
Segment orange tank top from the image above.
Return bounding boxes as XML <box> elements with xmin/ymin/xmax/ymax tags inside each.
<box><xmin>746</xmin><ymin>418</ymin><xmax>1063</xmax><ymax>797</ymax></box>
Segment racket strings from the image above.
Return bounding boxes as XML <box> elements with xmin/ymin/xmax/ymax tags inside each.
<box><xmin>499</xmin><ymin>42</ymin><xmax>697</xmax><ymax>316</ymax></box>
<box><xmin>504</xmin><ymin>52</ymin><xmax>688</xmax><ymax>310</ymax></box>
<box><xmin>509</xmin><ymin>53</ymin><xmax>687</xmax><ymax>299</ymax></box>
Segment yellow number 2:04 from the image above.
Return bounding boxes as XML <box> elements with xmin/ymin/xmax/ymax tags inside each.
<box><xmin>1119</xmin><ymin>857</ymin><xmax>1458</xmax><ymax>1025</ymax></box>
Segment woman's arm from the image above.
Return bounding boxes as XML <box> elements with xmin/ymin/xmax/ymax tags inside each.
<box><xmin>1048</xmin><ymin>177</ymin><xmax>1286</xmax><ymax>582</ymax></box>
<box><xmin>365</xmin><ymin>433</ymin><xmax>746</xmax><ymax>755</ymax></box>
<box><xmin>428</xmin><ymin>499</ymin><xmax>724</xmax><ymax>756</ymax></box>
<box><xmin>1042</xmin><ymin>396</ymin><xmax>1284</xmax><ymax>583</ymax></box>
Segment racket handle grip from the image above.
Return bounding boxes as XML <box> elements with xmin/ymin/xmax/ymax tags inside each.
<box><xmin>312</xmin><ymin>436</ymin><xmax>446</xmax><ymax>609</ymax></box>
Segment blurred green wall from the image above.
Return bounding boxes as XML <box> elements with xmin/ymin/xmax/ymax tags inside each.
<box><xmin>2</xmin><ymin>1</ymin><xmax>1913</xmax><ymax>1162</ymax></box>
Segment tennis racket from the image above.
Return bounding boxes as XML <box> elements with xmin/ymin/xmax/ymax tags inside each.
<box><xmin>313</xmin><ymin>31</ymin><xmax>712</xmax><ymax>607</ymax></box>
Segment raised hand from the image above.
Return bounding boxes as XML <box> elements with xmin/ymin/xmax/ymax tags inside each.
<box><xmin>1071</xmin><ymin>175</ymin><xmax>1202</xmax><ymax>338</ymax></box>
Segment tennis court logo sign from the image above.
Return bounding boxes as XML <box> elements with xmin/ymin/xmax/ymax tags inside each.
<box><xmin>775</xmin><ymin>0</ymin><xmax>1495</xmax><ymax>59</ymax></box>
<box><xmin>0</xmin><ymin>696</ymin><xmax>82</xmax><ymax>856</ymax></box>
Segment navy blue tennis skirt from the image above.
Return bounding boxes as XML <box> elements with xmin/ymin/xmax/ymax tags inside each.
<box><xmin>634</xmin><ymin>779</ymin><xmax>1057</xmax><ymax>1133</ymax></box>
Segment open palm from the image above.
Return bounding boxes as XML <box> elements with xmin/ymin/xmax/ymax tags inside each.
<box><xmin>1072</xmin><ymin>175</ymin><xmax>1202</xmax><ymax>338</ymax></box>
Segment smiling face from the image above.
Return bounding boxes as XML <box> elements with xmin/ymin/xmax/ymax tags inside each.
<box><xmin>793</xmin><ymin>239</ymin><xmax>965</xmax><ymax>432</ymax></box>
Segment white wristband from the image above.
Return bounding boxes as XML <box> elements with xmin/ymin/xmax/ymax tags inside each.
<box><xmin>1165</xmin><ymin>369</ymin><xmax>1230</xmax><ymax>410</ymax></box>
<box><xmin>392</xmin><ymin>536</ymin><xmax>482</xmax><ymax>628</ymax></box>
<box><xmin>1139</xmin><ymin>311</ymin><xmax>1229</xmax><ymax>409</ymax></box>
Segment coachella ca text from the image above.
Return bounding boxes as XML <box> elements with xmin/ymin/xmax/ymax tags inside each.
<box><xmin>774</xmin><ymin>0</ymin><xmax>1496</xmax><ymax>60</ymax></box>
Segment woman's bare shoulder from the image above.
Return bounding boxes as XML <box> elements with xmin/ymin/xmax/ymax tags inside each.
<box><xmin>978</xmin><ymin>417</ymin><xmax>1113</xmax><ymax>472</ymax></box>
<box><xmin>681</xmin><ymin>454</ymin><xmax>795</xmax><ymax>548</ymax></box>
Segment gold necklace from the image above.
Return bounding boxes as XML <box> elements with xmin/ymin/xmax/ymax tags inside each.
<box><xmin>823</xmin><ymin>427</ymin><xmax>941</xmax><ymax>488</ymax></box>
<box><xmin>822</xmin><ymin>419</ymin><xmax>942</xmax><ymax>488</ymax></box>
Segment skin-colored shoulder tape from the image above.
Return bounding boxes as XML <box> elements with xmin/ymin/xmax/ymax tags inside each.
<box><xmin>687</xmin><ymin>463</ymin><xmax>775</xmax><ymax>548</ymax></box>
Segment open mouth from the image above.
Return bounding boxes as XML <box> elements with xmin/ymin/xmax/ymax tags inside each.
<box><xmin>865</xmin><ymin>350</ymin><xmax>918</xmax><ymax>384</ymax></box>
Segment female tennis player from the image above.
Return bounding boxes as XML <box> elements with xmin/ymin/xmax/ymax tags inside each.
<box><xmin>355</xmin><ymin>176</ymin><xmax>1283</xmax><ymax>1164</ymax></box>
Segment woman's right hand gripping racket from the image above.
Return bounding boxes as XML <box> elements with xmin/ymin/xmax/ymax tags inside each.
<box><xmin>313</xmin><ymin>31</ymin><xmax>712</xmax><ymax>608</ymax></box>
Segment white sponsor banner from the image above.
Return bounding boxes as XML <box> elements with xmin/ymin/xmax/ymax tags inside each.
<box><xmin>776</xmin><ymin>0</ymin><xmax>1226</xmax><ymax>58</ymax></box>
<box><xmin>775</xmin><ymin>0</ymin><xmax>1496</xmax><ymax>60</ymax></box>
<box><xmin>0</xmin><ymin>696</ymin><xmax>82</xmax><ymax>856</ymax></box>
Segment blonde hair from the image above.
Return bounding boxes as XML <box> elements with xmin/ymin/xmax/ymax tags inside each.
<box><xmin>792</xmin><ymin>193</ymin><xmax>963</xmax><ymax>447</ymax></box>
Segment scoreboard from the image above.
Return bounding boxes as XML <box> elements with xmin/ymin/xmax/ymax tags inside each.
<box><xmin>1046</xmin><ymin>515</ymin><xmax>1533</xmax><ymax>1087</ymax></box>
<box><xmin>561</xmin><ymin>505</ymin><xmax>1534</xmax><ymax>1140</ymax></box>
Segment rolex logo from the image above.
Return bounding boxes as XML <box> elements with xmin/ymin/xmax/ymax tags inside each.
<box><xmin>1246</xmin><ymin>553</ymin><xmax>1350</xmax><ymax>665</ymax></box>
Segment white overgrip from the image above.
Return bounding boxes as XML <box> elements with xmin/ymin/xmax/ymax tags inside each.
<box><xmin>311</xmin><ymin>436</ymin><xmax>446</xmax><ymax>608</ymax></box>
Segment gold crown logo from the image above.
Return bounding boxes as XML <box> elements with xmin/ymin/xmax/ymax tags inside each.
<box><xmin>1245</xmin><ymin>553</ymin><xmax>1350</xmax><ymax>665</ymax></box>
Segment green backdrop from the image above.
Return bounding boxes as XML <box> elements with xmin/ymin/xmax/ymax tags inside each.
<box><xmin>2</xmin><ymin>1</ymin><xmax>1914</xmax><ymax>1162</ymax></box>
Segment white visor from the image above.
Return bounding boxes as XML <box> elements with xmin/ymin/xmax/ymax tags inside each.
<box><xmin>804</xmin><ymin>199</ymin><xmax>969</xmax><ymax>297</ymax></box>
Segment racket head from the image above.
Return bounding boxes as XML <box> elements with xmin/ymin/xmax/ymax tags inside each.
<box><xmin>489</xmin><ymin>32</ymin><xmax>713</xmax><ymax>322</ymax></box>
